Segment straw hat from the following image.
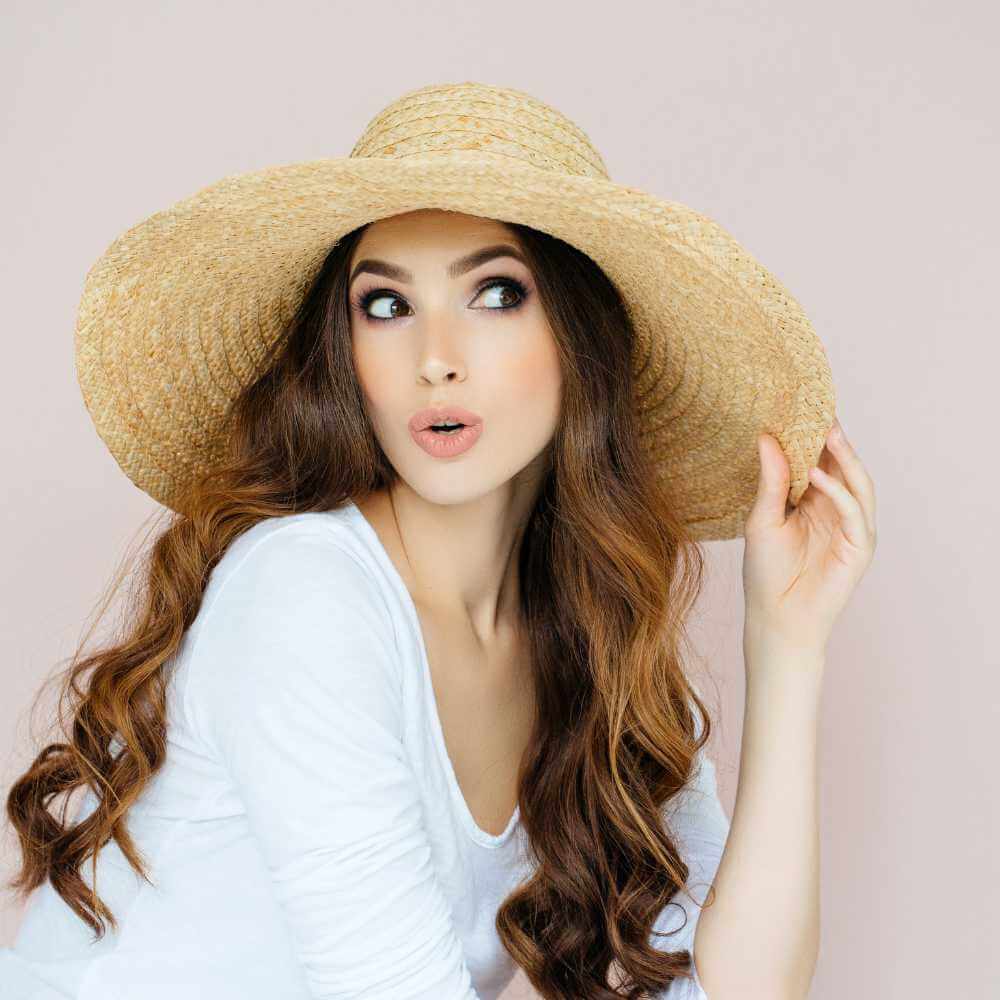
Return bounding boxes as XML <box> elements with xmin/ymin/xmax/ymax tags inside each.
<box><xmin>74</xmin><ymin>80</ymin><xmax>835</xmax><ymax>541</ymax></box>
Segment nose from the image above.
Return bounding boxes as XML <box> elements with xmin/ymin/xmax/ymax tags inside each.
<box><xmin>416</xmin><ymin>322</ymin><xmax>467</xmax><ymax>386</ymax></box>
<box><xmin>419</xmin><ymin>358</ymin><xmax>464</xmax><ymax>385</ymax></box>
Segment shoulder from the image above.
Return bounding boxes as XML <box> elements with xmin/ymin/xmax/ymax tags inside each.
<box><xmin>182</xmin><ymin>511</ymin><xmax>404</xmax><ymax>755</ymax></box>
<box><xmin>206</xmin><ymin>509</ymin><xmax>374</xmax><ymax>598</ymax></box>
<box><xmin>189</xmin><ymin>509</ymin><xmax>401</xmax><ymax>678</ymax></box>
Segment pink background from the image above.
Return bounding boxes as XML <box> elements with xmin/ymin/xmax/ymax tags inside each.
<box><xmin>2</xmin><ymin>2</ymin><xmax>996</xmax><ymax>996</ymax></box>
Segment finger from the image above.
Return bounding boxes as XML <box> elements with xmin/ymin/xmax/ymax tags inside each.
<box><xmin>746</xmin><ymin>432</ymin><xmax>791</xmax><ymax>533</ymax></box>
<box><xmin>823</xmin><ymin>418</ymin><xmax>876</xmax><ymax>536</ymax></box>
<box><xmin>817</xmin><ymin>438</ymin><xmax>846</xmax><ymax>485</ymax></box>
<box><xmin>806</xmin><ymin>464</ymin><xmax>870</xmax><ymax>550</ymax></box>
<box><xmin>816</xmin><ymin>444</ymin><xmax>848</xmax><ymax>498</ymax></box>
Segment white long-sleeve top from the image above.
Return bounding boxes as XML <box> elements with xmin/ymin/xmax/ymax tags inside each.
<box><xmin>1</xmin><ymin>502</ymin><xmax>731</xmax><ymax>999</ymax></box>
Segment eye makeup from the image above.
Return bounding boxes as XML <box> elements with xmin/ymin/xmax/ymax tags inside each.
<box><xmin>350</xmin><ymin>275</ymin><xmax>531</xmax><ymax>324</ymax></box>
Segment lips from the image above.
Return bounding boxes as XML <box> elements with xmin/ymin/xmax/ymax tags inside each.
<box><xmin>408</xmin><ymin>405</ymin><xmax>484</xmax><ymax>432</ymax></box>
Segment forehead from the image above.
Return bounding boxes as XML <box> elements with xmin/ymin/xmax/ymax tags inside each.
<box><xmin>352</xmin><ymin>209</ymin><xmax>517</xmax><ymax>257</ymax></box>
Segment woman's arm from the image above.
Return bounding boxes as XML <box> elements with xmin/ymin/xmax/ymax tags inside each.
<box><xmin>185</xmin><ymin>522</ymin><xmax>481</xmax><ymax>1000</ymax></box>
<box><xmin>692</xmin><ymin>645</ymin><xmax>824</xmax><ymax>999</ymax></box>
<box><xmin>692</xmin><ymin>420</ymin><xmax>876</xmax><ymax>999</ymax></box>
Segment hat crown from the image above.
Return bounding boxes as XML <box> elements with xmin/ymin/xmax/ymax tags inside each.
<box><xmin>349</xmin><ymin>81</ymin><xmax>611</xmax><ymax>181</ymax></box>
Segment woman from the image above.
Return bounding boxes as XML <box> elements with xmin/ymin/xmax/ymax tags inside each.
<box><xmin>2</xmin><ymin>82</ymin><xmax>876</xmax><ymax>999</ymax></box>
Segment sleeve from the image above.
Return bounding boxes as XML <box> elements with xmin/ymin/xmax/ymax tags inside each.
<box><xmin>184</xmin><ymin>524</ymin><xmax>481</xmax><ymax>1000</ymax></box>
<box><xmin>649</xmin><ymin>708</ymin><xmax>732</xmax><ymax>999</ymax></box>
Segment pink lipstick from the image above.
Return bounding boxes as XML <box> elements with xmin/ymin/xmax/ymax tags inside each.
<box><xmin>408</xmin><ymin>405</ymin><xmax>484</xmax><ymax>458</ymax></box>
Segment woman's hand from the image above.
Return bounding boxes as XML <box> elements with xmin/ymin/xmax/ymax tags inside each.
<box><xmin>741</xmin><ymin>417</ymin><xmax>877</xmax><ymax>659</ymax></box>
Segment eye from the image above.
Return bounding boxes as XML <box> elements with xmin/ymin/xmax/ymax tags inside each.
<box><xmin>472</xmin><ymin>278</ymin><xmax>528</xmax><ymax>312</ymax></box>
<box><xmin>357</xmin><ymin>291</ymin><xmax>412</xmax><ymax>322</ymax></box>
<box><xmin>351</xmin><ymin>277</ymin><xmax>530</xmax><ymax>324</ymax></box>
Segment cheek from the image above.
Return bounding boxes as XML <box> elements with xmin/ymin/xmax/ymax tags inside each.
<box><xmin>351</xmin><ymin>342</ymin><xmax>373</xmax><ymax>397</ymax></box>
<box><xmin>509</xmin><ymin>335</ymin><xmax>562</xmax><ymax>410</ymax></box>
<box><xmin>351</xmin><ymin>337</ymin><xmax>397</xmax><ymax>414</ymax></box>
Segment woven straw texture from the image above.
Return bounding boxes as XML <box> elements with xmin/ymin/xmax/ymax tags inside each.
<box><xmin>74</xmin><ymin>80</ymin><xmax>835</xmax><ymax>541</ymax></box>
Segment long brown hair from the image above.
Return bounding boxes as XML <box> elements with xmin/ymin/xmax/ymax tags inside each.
<box><xmin>6</xmin><ymin>216</ymin><xmax>716</xmax><ymax>999</ymax></box>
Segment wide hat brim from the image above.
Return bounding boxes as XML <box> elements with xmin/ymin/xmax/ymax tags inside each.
<box><xmin>74</xmin><ymin>149</ymin><xmax>835</xmax><ymax>541</ymax></box>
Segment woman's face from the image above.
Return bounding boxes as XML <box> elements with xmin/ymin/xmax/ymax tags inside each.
<box><xmin>349</xmin><ymin>209</ymin><xmax>562</xmax><ymax>507</ymax></box>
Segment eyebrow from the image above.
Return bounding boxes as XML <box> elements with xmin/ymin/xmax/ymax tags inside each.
<box><xmin>348</xmin><ymin>243</ymin><xmax>528</xmax><ymax>286</ymax></box>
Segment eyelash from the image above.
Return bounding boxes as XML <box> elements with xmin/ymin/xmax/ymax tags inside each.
<box><xmin>350</xmin><ymin>276</ymin><xmax>530</xmax><ymax>324</ymax></box>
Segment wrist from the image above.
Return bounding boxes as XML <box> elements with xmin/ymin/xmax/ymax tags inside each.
<box><xmin>743</xmin><ymin>629</ymin><xmax>827</xmax><ymax>681</ymax></box>
<box><xmin>743</xmin><ymin>616</ymin><xmax>827</xmax><ymax>661</ymax></box>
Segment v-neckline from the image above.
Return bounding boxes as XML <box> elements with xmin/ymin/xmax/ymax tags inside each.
<box><xmin>341</xmin><ymin>500</ymin><xmax>522</xmax><ymax>849</ymax></box>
